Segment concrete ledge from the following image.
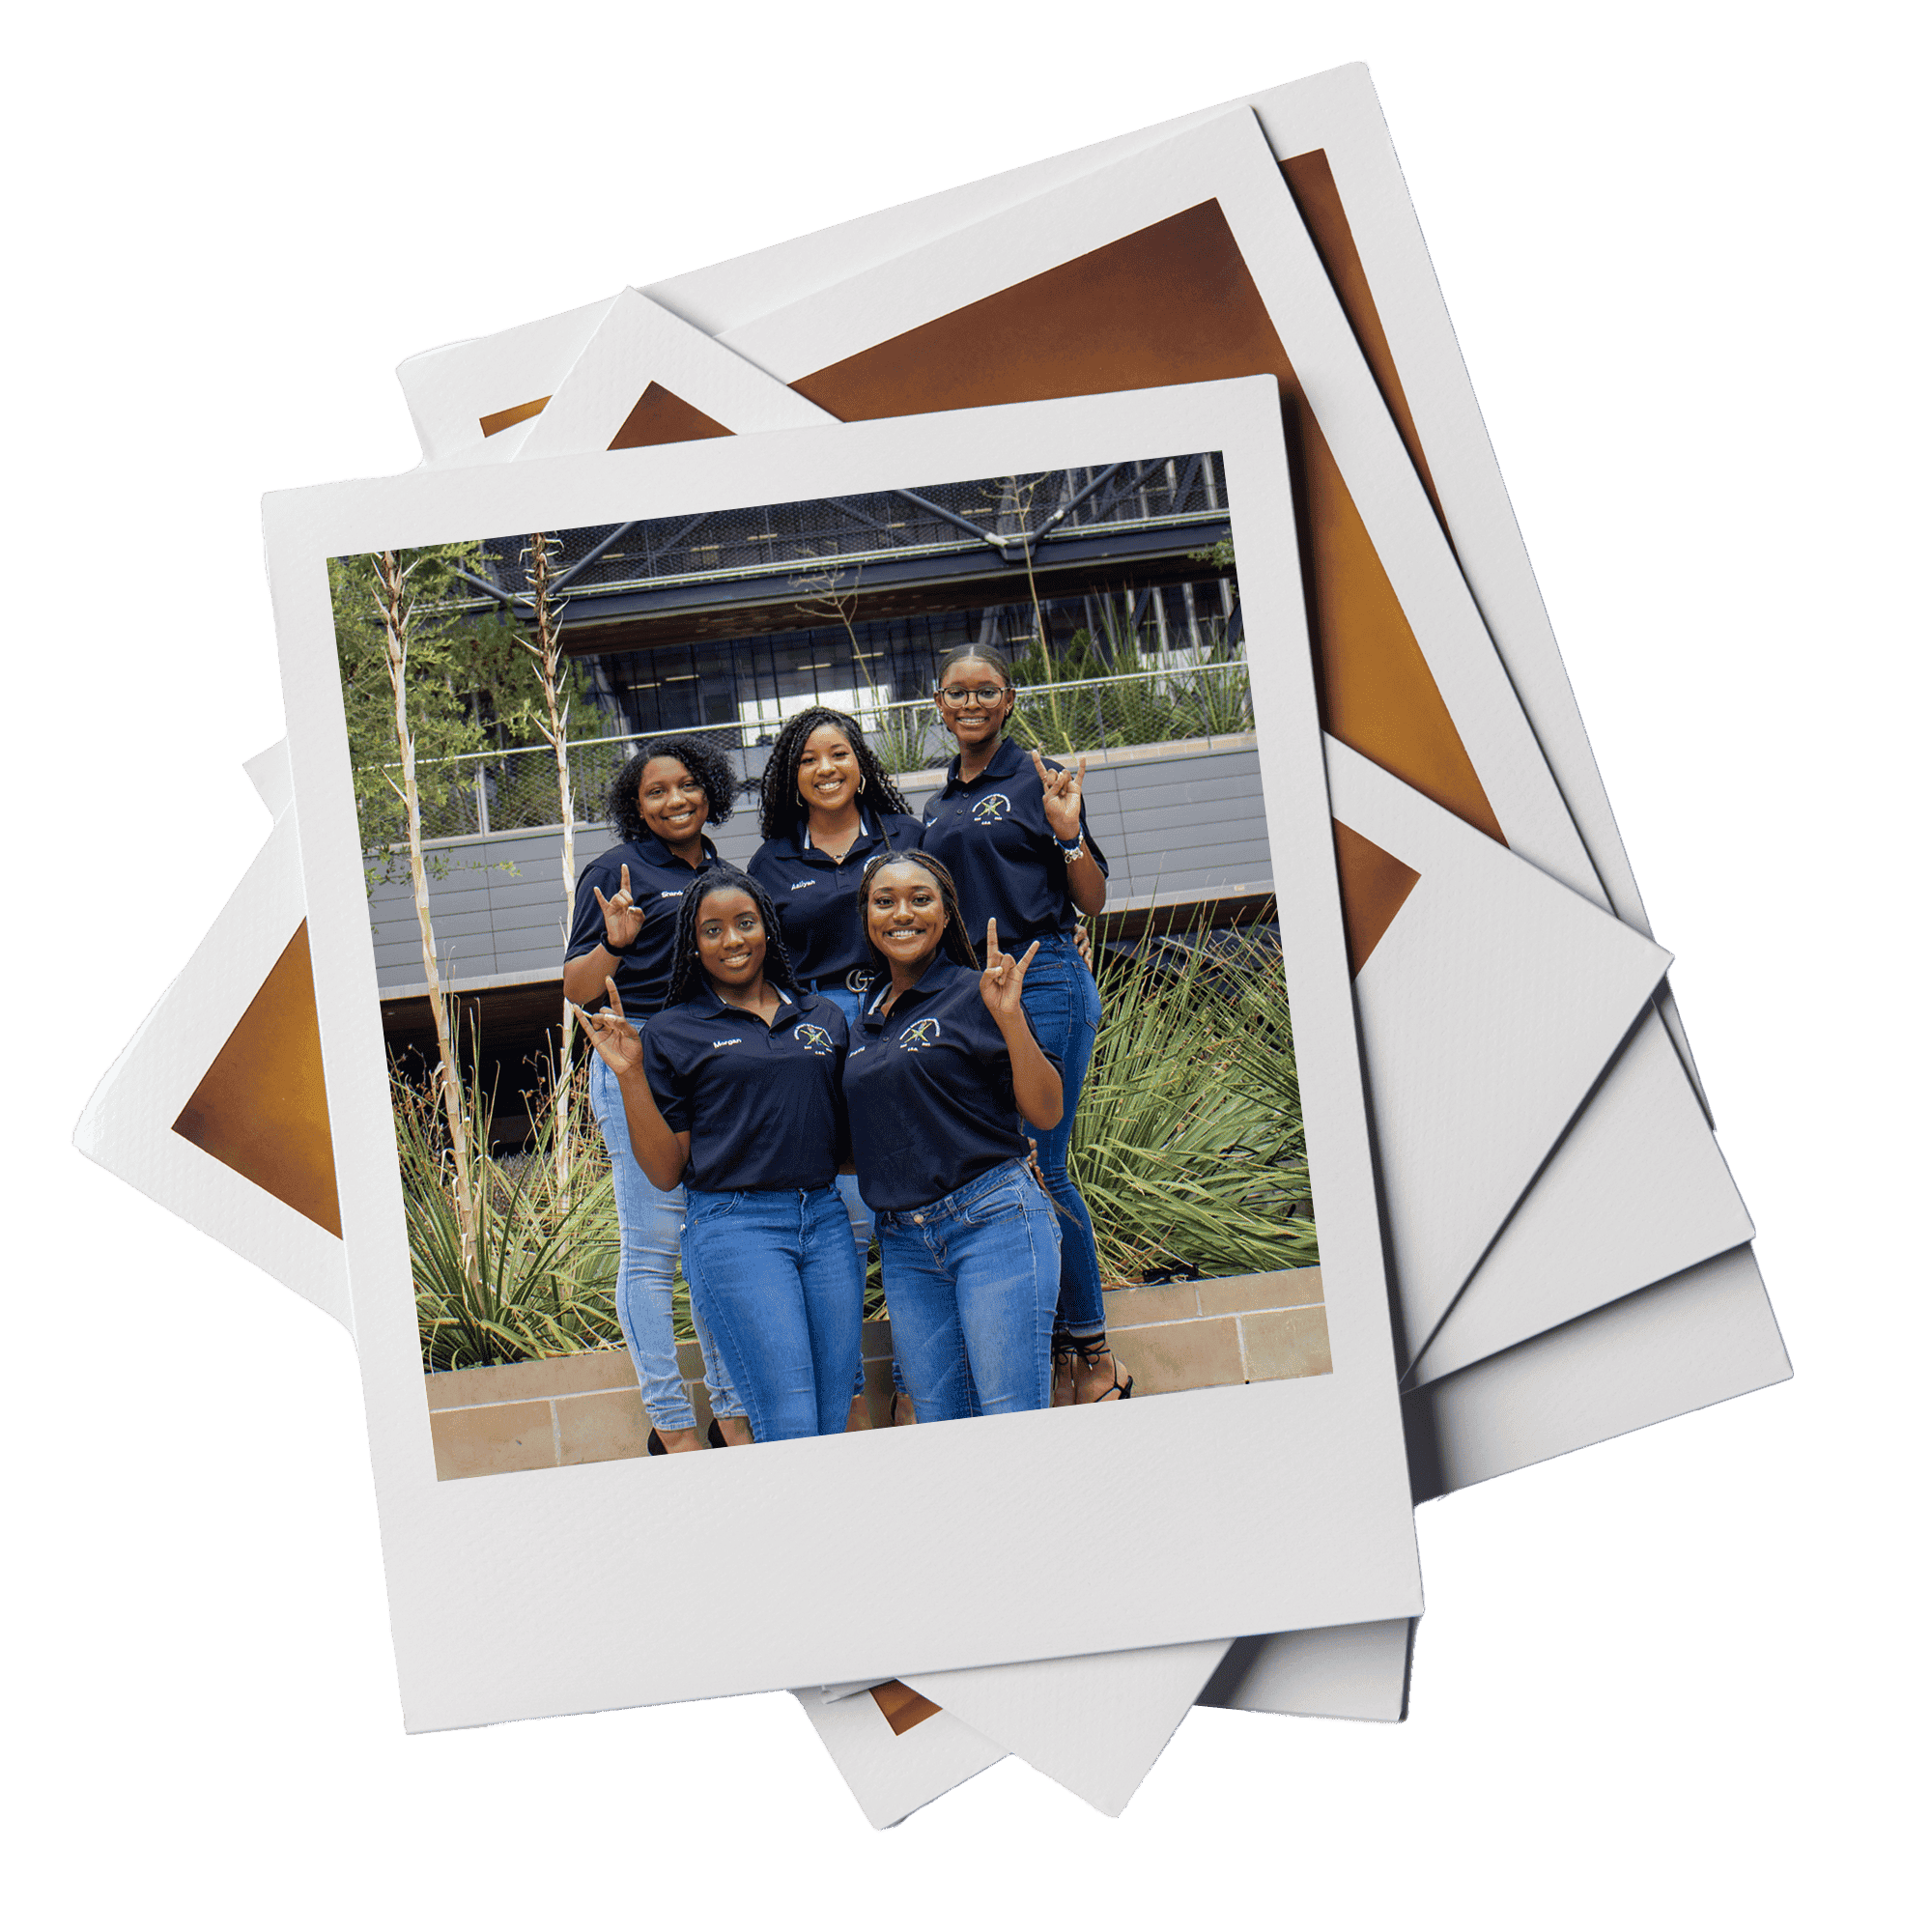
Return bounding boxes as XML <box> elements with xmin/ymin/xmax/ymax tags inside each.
<box><xmin>425</xmin><ymin>1265</ymin><xmax>1328</xmax><ymax>1480</ymax></box>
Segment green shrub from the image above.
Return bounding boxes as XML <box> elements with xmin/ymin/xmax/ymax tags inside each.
<box><xmin>1072</xmin><ymin>919</ymin><xmax>1316</xmax><ymax>1284</ymax></box>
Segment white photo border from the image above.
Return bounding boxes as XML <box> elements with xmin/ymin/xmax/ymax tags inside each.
<box><xmin>266</xmin><ymin>376</ymin><xmax>1421</xmax><ymax>1729</ymax></box>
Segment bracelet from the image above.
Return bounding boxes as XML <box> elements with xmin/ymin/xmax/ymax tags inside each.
<box><xmin>1054</xmin><ymin>836</ymin><xmax>1084</xmax><ymax>864</ymax></box>
<box><xmin>602</xmin><ymin>930</ymin><xmax>634</xmax><ymax>953</ymax></box>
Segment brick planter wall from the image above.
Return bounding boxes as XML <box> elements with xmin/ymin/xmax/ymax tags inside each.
<box><xmin>425</xmin><ymin>1265</ymin><xmax>1326</xmax><ymax>1481</ymax></box>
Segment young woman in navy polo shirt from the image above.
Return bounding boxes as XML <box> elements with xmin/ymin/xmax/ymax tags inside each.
<box><xmin>842</xmin><ymin>852</ymin><xmax>1065</xmax><ymax>1420</ymax></box>
<box><xmin>917</xmin><ymin>644</ymin><xmax>1129</xmax><ymax>1405</ymax></box>
<box><xmin>563</xmin><ymin>737</ymin><xmax>749</xmax><ymax>1456</ymax></box>
<box><xmin>575</xmin><ymin>867</ymin><xmax>865</xmax><ymax>1443</ymax></box>
<box><xmin>748</xmin><ymin>705</ymin><xmax>923</xmax><ymax>1424</ymax></box>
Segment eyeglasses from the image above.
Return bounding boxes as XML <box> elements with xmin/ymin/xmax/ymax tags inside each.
<box><xmin>937</xmin><ymin>683</ymin><xmax>1009</xmax><ymax>708</ymax></box>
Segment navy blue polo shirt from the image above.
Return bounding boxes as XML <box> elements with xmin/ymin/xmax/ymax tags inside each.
<box><xmin>918</xmin><ymin>735</ymin><xmax>1109</xmax><ymax>944</ymax></box>
<box><xmin>567</xmin><ymin>834</ymin><xmax>722</xmax><ymax>1016</ymax></box>
<box><xmin>747</xmin><ymin>810</ymin><xmax>923</xmax><ymax>990</ymax></box>
<box><xmin>841</xmin><ymin>954</ymin><xmax>1062</xmax><ymax>1212</ymax></box>
<box><xmin>641</xmin><ymin>984</ymin><xmax>849</xmax><ymax>1193</ymax></box>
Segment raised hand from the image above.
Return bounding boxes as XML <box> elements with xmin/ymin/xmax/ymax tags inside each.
<box><xmin>591</xmin><ymin>862</ymin><xmax>646</xmax><ymax>951</ymax></box>
<box><xmin>571</xmin><ymin>979</ymin><xmax>643</xmax><ymax>1077</ymax></box>
<box><xmin>1030</xmin><ymin>747</ymin><xmax>1088</xmax><ymax>844</ymax></box>
<box><xmin>979</xmin><ymin>918</ymin><xmax>1039</xmax><ymax>1025</ymax></box>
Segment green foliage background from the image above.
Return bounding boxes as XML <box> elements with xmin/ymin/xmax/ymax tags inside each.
<box><xmin>11</xmin><ymin>3</ymin><xmax>1917</xmax><ymax>1932</ymax></box>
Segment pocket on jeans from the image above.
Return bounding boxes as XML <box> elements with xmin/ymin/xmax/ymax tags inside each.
<box><xmin>962</xmin><ymin>1183</ymin><xmax>1027</xmax><ymax>1227</ymax></box>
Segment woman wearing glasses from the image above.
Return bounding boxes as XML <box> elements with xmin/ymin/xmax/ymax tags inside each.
<box><xmin>917</xmin><ymin>643</ymin><xmax>1130</xmax><ymax>1404</ymax></box>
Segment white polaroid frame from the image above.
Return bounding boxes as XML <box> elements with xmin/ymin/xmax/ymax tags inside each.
<box><xmin>265</xmin><ymin>376</ymin><xmax>1422</xmax><ymax>1725</ymax></box>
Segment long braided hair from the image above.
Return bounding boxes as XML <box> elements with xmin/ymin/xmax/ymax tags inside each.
<box><xmin>607</xmin><ymin>735</ymin><xmax>739</xmax><ymax>845</ymax></box>
<box><xmin>855</xmin><ymin>850</ymin><xmax>980</xmax><ymax>979</ymax></box>
<box><xmin>754</xmin><ymin>705</ymin><xmax>912</xmax><ymax>841</ymax></box>
<box><xmin>665</xmin><ymin>866</ymin><xmax>799</xmax><ymax>1006</ymax></box>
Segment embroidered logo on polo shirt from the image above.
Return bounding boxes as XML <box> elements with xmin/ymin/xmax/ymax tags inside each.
<box><xmin>897</xmin><ymin>1017</ymin><xmax>942</xmax><ymax>1051</ymax></box>
<box><xmin>970</xmin><ymin>794</ymin><xmax>1011</xmax><ymax>824</ymax></box>
<box><xmin>711</xmin><ymin>1037</ymin><xmax>743</xmax><ymax>1049</ymax></box>
<box><xmin>795</xmin><ymin>1023</ymin><xmax>835</xmax><ymax>1056</ymax></box>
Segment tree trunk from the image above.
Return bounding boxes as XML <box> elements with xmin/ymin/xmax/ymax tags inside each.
<box><xmin>374</xmin><ymin>549</ymin><xmax>480</xmax><ymax>1291</ymax></box>
<box><xmin>522</xmin><ymin>531</ymin><xmax>577</xmax><ymax>1203</ymax></box>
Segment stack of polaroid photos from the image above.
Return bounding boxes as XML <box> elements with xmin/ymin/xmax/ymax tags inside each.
<box><xmin>77</xmin><ymin>64</ymin><xmax>1788</xmax><ymax>1827</ymax></box>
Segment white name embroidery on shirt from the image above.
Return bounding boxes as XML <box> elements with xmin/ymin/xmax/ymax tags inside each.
<box><xmin>711</xmin><ymin>1037</ymin><xmax>743</xmax><ymax>1049</ymax></box>
<box><xmin>790</xmin><ymin>879</ymin><xmax>815</xmax><ymax>890</ymax></box>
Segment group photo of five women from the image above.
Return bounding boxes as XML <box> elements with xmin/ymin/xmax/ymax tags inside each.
<box><xmin>561</xmin><ymin>643</ymin><xmax>1134</xmax><ymax>1449</ymax></box>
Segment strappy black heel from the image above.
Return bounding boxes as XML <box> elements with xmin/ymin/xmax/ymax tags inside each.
<box><xmin>1067</xmin><ymin>1333</ymin><xmax>1133</xmax><ymax>1402</ymax></box>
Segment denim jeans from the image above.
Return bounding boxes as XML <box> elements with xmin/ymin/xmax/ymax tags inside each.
<box><xmin>587</xmin><ymin>1045</ymin><xmax>743</xmax><ymax>1431</ymax></box>
<box><xmin>1017</xmin><ymin>931</ymin><xmax>1106</xmax><ymax>1336</ymax></box>
<box><xmin>805</xmin><ymin>980</ymin><xmax>907</xmax><ymax>1405</ymax></box>
<box><xmin>804</xmin><ymin>981</ymin><xmax>879</xmax><ymax>1262</ymax></box>
<box><xmin>876</xmin><ymin>1159</ymin><xmax>1061</xmax><ymax>1421</ymax></box>
<box><xmin>680</xmin><ymin>1183</ymin><xmax>866</xmax><ymax>1441</ymax></box>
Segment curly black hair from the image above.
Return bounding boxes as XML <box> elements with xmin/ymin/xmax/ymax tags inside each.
<box><xmin>754</xmin><ymin>706</ymin><xmax>913</xmax><ymax>841</ymax></box>
<box><xmin>665</xmin><ymin>866</ymin><xmax>800</xmax><ymax>1007</ymax></box>
<box><xmin>855</xmin><ymin>849</ymin><xmax>981</xmax><ymax>979</ymax></box>
<box><xmin>606</xmin><ymin>735</ymin><xmax>739</xmax><ymax>846</ymax></box>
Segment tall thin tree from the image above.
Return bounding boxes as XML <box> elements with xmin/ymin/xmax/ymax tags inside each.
<box><xmin>517</xmin><ymin>530</ymin><xmax>580</xmax><ymax>1201</ymax></box>
<box><xmin>373</xmin><ymin>548</ymin><xmax>481</xmax><ymax>1291</ymax></box>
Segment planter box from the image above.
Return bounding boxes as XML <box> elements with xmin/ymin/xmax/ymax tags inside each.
<box><xmin>424</xmin><ymin>1265</ymin><xmax>1326</xmax><ymax>1482</ymax></box>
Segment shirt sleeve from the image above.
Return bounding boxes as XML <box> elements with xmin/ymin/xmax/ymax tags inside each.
<box><xmin>566</xmin><ymin>859</ymin><xmax>612</xmax><ymax>961</ymax></box>
<box><xmin>640</xmin><ymin>1017</ymin><xmax>694</xmax><ymax>1135</ymax></box>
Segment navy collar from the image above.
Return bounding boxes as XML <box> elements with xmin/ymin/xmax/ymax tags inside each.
<box><xmin>633</xmin><ymin>829</ymin><xmax>718</xmax><ymax>869</ymax></box>
<box><xmin>799</xmin><ymin>807</ymin><xmax>876</xmax><ymax>854</ymax></box>
<box><xmin>866</xmin><ymin>952</ymin><xmax>970</xmax><ymax>1020</ymax></box>
<box><xmin>941</xmin><ymin>734</ymin><xmax>1026</xmax><ymax>793</ymax></box>
<box><xmin>685</xmin><ymin>979</ymin><xmax>799</xmax><ymax>1023</ymax></box>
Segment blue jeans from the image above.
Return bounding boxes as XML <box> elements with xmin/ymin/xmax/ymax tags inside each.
<box><xmin>680</xmin><ymin>1184</ymin><xmax>866</xmax><ymax>1441</ymax></box>
<box><xmin>1018</xmin><ymin>931</ymin><xmax>1106</xmax><ymax>1336</ymax></box>
<box><xmin>587</xmin><ymin>1046</ymin><xmax>744</xmax><ymax>1431</ymax></box>
<box><xmin>805</xmin><ymin>981</ymin><xmax>879</xmax><ymax>1262</ymax></box>
<box><xmin>805</xmin><ymin>980</ymin><xmax>906</xmax><ymax>1405</ymax></box>
<box><xmin>876</xmin><ymin>1159</ymin><xmax>1061</xmax><ymax>1421</ymax></box>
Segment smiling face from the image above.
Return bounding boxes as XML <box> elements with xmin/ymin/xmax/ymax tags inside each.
<box><xmin>637</xmin><ymin>757</ymin><xmax>709</xmax><ymax>848</ymax></box>
<box><xmin>867</xmin><ymin>859</ymin><xmax>948</xmax><ymax>972</ymax></box>
<box><xmin>934</xmin><ymin>654</ymin><xmax>1014</xmax><ymax>753</ymax></box>
<box><xmin>797</xmin><ymin>723</ymin><xmax>861</xmax><ymax>816</ymax></box>
<box><xmin>694</xmin><ymin>888</ymin><xmax>766</xmax><ymax>992</ymax></box>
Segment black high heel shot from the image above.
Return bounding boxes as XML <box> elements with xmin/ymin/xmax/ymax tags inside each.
<box><xmin>1070</xmin><ymin>1334</ymin><xmax>1133</xmax><ymax>1402</ymax></box>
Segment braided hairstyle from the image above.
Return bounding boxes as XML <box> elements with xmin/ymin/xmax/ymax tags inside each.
<box><xmin>665</xmin><ymin>866</ymin><xmax>799</xmax><ymax>1006</ymax></box>
<box><xmin>855</xmin><ymin>850</ymin><xmax>981</xmax><ymax>978</ymax></box>
<box><xmin>607</xmin><ymin>735</ymin><xmax>739</xmax><ymax>846</ymax></box>
<box><xmin>754</xmin><ymin>705</ymin><xmax>912</xmax><ymax>841</ymax></box>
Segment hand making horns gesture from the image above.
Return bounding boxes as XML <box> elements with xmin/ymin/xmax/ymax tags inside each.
<box><xmin>591</xmin><ymin>862</ymin><xmax>646</xmax><ymax>951</ymax></box>
<box><xmin>980</xmin><ymin>919</ymin><xmax>1040</xmax><ymax>1024</ymax></box>
<box><xmin>570</xmin><ymin>980</ymin><xmax>644</xmax><ymax>1078</ymax></box>
<box><xmin>1030</xmin><ymin>747</ymin><xmax>1088</xmax><ymax>844</ymax></box>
